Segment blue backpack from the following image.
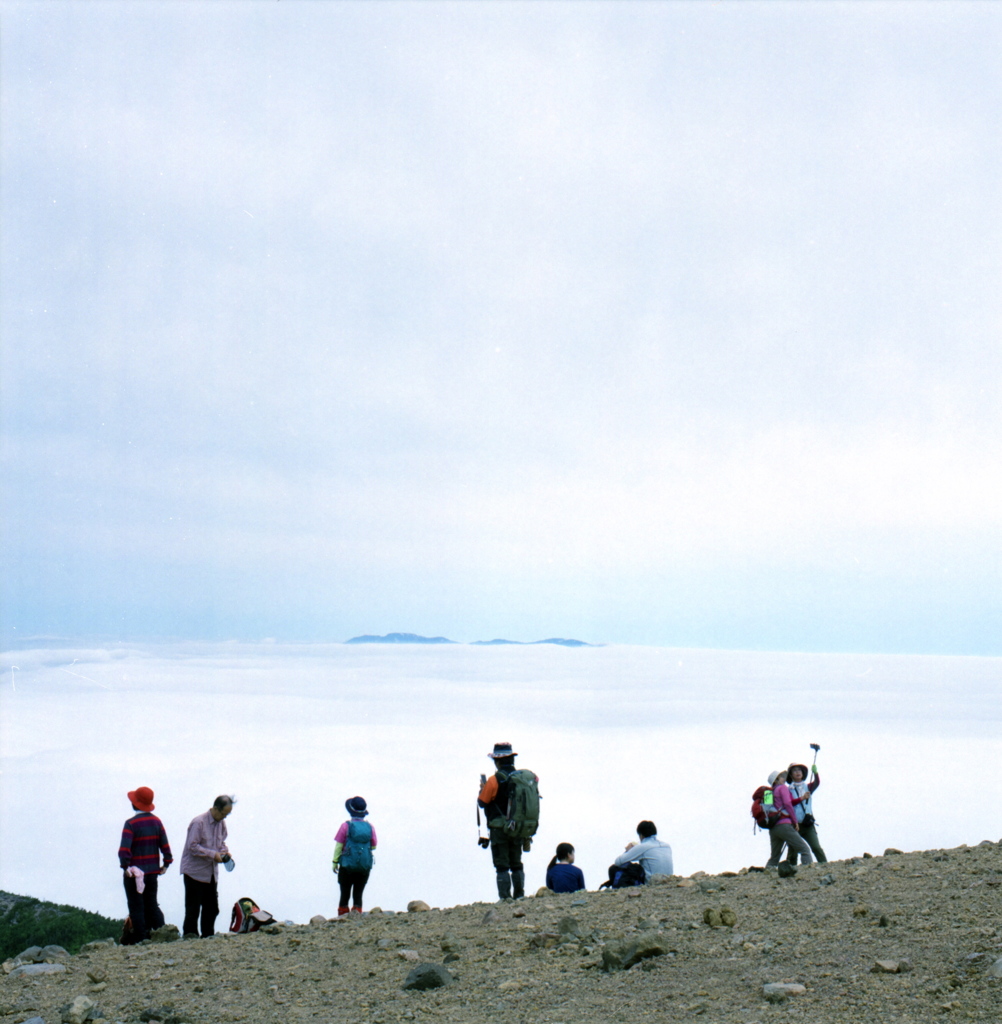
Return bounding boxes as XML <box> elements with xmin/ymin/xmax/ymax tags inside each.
<box><xmin>340</xmin><ymin>819</ymin><xmax>373</xmax><ymax>871</ymax></box>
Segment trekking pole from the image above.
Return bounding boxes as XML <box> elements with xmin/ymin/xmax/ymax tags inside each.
<box><xmin>477</xmin><ymin>774</ymin><xmax>490</xmax><ymax>848</ymax></box>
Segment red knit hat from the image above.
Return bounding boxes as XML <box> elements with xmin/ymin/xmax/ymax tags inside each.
<box><xmin>128</xmin><ymin>786</ymin><xmax>155</xmax><ymax>812</ymax></box>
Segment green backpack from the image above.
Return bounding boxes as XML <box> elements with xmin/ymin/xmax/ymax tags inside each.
<box><xmin>492</xmin><ymin>769</ymin><xmax>540</xmax><ymax>838</ymax></box>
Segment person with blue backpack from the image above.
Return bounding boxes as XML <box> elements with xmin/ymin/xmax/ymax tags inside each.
<box><xmin>332</xmin><ymin>796</ymin><xmax>376</xmax><ymax>916</ymax></box>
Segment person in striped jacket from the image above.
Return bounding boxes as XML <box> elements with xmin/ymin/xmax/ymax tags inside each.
<box><xmin>118</xmin><ymin>786</ymin><xmax>173</xmax><ymax>943</ymax></box>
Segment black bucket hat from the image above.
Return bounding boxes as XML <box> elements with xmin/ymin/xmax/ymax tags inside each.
<box><xmin>345</xmin><ymin>796</ymin><xmax>368</xmax><ymax>817</ymax></box>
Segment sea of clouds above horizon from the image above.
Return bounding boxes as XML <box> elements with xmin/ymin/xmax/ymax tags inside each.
<box><xmin>1</xmin><ymin>642</ymin><xmax>999</xmax><ymax>927</ymax></box>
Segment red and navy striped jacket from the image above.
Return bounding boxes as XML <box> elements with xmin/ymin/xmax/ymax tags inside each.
<box><xmin>119</xmin><ymin>812</ymin><xmax>173</xmax><ymax>874</ymax></box>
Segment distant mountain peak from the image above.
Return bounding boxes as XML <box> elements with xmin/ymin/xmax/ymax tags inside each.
<box><xmin>344</xmin><ymin>633</ymin><xmax>457</xmax><ymax>645</ymax></box>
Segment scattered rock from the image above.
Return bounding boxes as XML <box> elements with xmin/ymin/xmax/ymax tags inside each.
<box><xmin>987</xmin><ymin>957</ymin><xmax>1002</xmax><ymax>979</ymax></box>
<box><xmin>443</xmin><ymin>952</ymin><xmax>460</xmax><ymax>964</ymax></box>
<box><xmin>150</xmin><ymin>924</ymin><xmax>180</xmax><ymax>943</ymax></box>
<box><xmin>512</xmin><ymin>907</ymin><xmax>526</xmax><ymax>918</ymax></box>
<box><xmin>60</xmin><ymin>995</ymin><xmax>96</xmax><ymax>1024</ymax></box>
<box><xmin>440</xmin><ymin>934</ymin><xmax>462</xmax><ymax>952</ymax></box>
<box><xmin>397</xmin><ymin>950</ymin><xmax>420</xmax><ymax>961</ymax></box>
<box><xmin>14</xmin><ymin>946</ymin><xmax>44</xmax><ymax>964</ymax></box>
<box><xmin>648</xmin><ymin>873</ymin><xmax>673</xmax><ymax>885</ymax></box>
<box><xmin>407</xmin><ymin>900</ymin><xmax>430</xmax><ymax>913</ymax></box>
<box><xmin>601</xmin><ymin>935</ymin><xmax>668</xmax><ymax>972</ymax></box>
<box><xmin>873</xmin><ymin>960</ymin><xmax>903</xmax><ymax>973</ymax></box>
<box><xmin>535</xmin><ymin>887</ymin><xmax>549</xmax><ymax>897</ymax></box>
<box><xmin>481</xmin><ymin>909</ymin><xmax>498</xmax><ymax>924</ymax></box>
<box><xmin>702</xmin><ymin>908</ymin><xmax>722</xmax><ymax>927</ymax></box>
<box><xmin>9</xmin><ymin>963</ymin><xmax>67</xmax><ymax>978</ymax></box>
<box><xmin>310</xmin><ymin>915</ymin><xmax>327</xmax><ymax>926</ymax></box>
<box><xmin>21</xmin><ymin>1018</ymin><xmax>45</xmax><ymax>1024</ymax></box>
<box><xmin>884</xmin><ymin>848</ymin><xmax>903</xmax><ymax>856</ymax></box>
<box><xmin>777</xmin><ymin>862</ymin><xmax>797</xmax><ymax>878</ymax></box>
<box><xmin>763</xmin><ymin>982</ymin><xmax>806</xmax><ymax>1002</ymax></box>
<box><xmin>557</xmin><ymin>916</ymin><xmax>581</xmax><ymax>937</ymax></box>
<box><xmin>819</xmin><ymin>873</ymin><xmax>836</xmax><ymax>885</ymax></box>
<box><xmin>853</xmin><ymin>905</ymin><xmax>869</xmax><ymax>917</ymax></box>
<box><xmin>719</xmin><ymin>907</ymin><xmax>737</xmax><ymax>927</ymax></box>
<box><xmin>86</xmin><ymin>969</ymin><xmax>107</xmax><ymax>984</ymax></box>
<box><xmin>79</xmin><ymin>939</ymin><xmax>115</xmax><ymax>953</ymax></box>
<box><xmin>402</xmin><ymin>963</ymin><xmax>453</xmax><ymax>991</ymax></box>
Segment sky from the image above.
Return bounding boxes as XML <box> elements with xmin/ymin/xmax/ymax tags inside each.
<box><xmin>2</xmin><ymin>2</ymin><xmax>1000</xmax><ymax>654</ymax></box>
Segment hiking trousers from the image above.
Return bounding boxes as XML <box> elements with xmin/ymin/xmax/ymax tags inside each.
<box><xmin>786</xmin><ymin>822</ymin><xmax>827</xmax><ymax>864</ymax></box>
<box><xmin>123</xmin><ymin>872</ymin><xmax>164</xmax><ymax>943</ymax></box>
<box><xmin>767</xmin><ymin>823</ymin><xmax>813</xmax><ymax>866</ymax></box>
<box><xmin>338</xmin><ymin>868</ymin><xmax>370</xmax><ymax>910</ymax></box>
<box><xmin>182</xmin><ymin>873</ymin><xmax>219</xmax><ymax>937</ymax></box>
<box><xmin>490</xmin><ymin>831</ymin><xmax>525</xmax><ymax>899</ymax></box>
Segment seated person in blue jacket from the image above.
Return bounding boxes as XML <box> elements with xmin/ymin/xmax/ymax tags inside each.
<box><xmin>602</xmin><ymin>820</ymin><xmax>674</xmax><ymax>887</ymax></box>
<box><xmin>545</xmin><ymin>842</ymin><xmax>585</xmax><ymax>893</ymax></box>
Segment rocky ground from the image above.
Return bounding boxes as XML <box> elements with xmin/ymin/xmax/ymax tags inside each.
<box><xmin>3</xmin><ymin>840</ymin><xmax>1000</xmax><ymax>1024</ymax></box>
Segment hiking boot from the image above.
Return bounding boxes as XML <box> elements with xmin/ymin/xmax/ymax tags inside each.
<box><xmin>351</xmin><ymin>907</ymin><xmax>363</xmax><ymax>914</ymax></box>
<box><xmin>337</xmin><ymin>906</ymin><xmax>350</xmax><ymax>916</ymax></box>
<box><xmin>496</xmin><ymin>871</ymin><xmax>512</xmax><ymax>901</ymax></box>
<box><xmin>511</xmin><ymin>870</ymin><xmax>525</xmax><ymax>899</ymax></box>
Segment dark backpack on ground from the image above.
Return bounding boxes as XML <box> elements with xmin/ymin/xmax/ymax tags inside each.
<box><xmin>751</xmin><ymin>785</ymin><xmax>781</xmax><ymax>831</ymax></box>
<box><xmin>599</xmin><ymin>861</ymin><xmax>646</xmax><ymax>889</ymax></box>
<box><xmin>340</xmin><ymin>819</ymin><xmax>374</xmax><ymax>872</ymax></box>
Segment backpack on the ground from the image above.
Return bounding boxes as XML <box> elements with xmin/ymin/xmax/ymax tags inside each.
<box><xmin>751</xmin><ymin>785</ymin><xmax>782</xmax><ymax>832</ymax></box>
<box><xmin>229</xmin><ymin>897</ymin><xmax>275</xmax><ymax>933</ymax></box>
<box><xmin>499</xmin><ymin>769</ymin><xmax>540</xmax><ymax>839</ymax></box>
<box><xmin>340</xmin><ymin>819</ymin><xmax>374</xmax><ymax>872</ymax></box>
<box><xmin>598</xmin><ymin>860</ymin><xmax>646</xmax><ymax>889</ymax></box>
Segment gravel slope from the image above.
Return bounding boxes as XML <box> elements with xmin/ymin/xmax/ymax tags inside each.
<box><xmin>3</xmin><ymin>840</ymin><xmax>1000</xmax><ymax>1024</ymax></box>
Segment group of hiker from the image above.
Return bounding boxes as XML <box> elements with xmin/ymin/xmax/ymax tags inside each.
<box><xmin>117</xmin><ymin>739</ymin><xmax>826</xmax><ymax>936</ymax></box>
<box><xmin>477</xmin><ymin>742</ymin><xmax>674</xmax><ymax>898</ymax></box>
<box><xmin>118</xmin><ymin>787</ymin><xmax>233</xmax><ymax>944</ymax></box>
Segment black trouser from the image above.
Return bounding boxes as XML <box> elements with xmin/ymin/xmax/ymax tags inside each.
<box><xmin>338</xmin><ymin>869</ymin><xmax>370</xmax><ymax>909</ymax></box>
<box><xmin>123</xmin><ymin>872</ymin><xmax>164</xmax><ymax>943</ymax></box>
<box><xmin>490</xmin><ymin>830</ymin><xmax>525</xmax><ymax>898</ymax></box>
<box><xmin>183</xmin><ymin>874</ymin><xmax>219</xmax><ymax>937</ymax></box>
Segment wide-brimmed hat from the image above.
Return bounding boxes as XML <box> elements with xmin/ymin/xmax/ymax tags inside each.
<box><xmin>128</xmin><ymin>786</ymin><xmax>155</xmax><ymax>812</ymax></box>
<box><xmin>488</xmin><ymin>742</ymin><xmax>517</xmax><ymax>760</ymax></box>
<box><xmin>787</xmin><ymin>763</ymin><xmax>810</xmax><ymax>780</ymax></box>
<box><xmin>767</xmin><ymin>770</ymin><xmax>786</xmax><ymax>786</ymax></box>
<box><xmin>345</xmin><ymin>796</ymin><xmax>368</xmax><ymax>817</ymax></box>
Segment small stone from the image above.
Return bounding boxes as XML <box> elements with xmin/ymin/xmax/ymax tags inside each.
<box><xmin>397</xmin><ymin>950</ymin><xmax>420</xmax><ymax>961</ymax></box>
<box><xmin>863</xmin><ymin>852</ymin><xmax>873</xmax><ymax>858</ymax></box>
<box><xmin>853</xmin><ymin>905</ymin><xmax>869</xmax><ymax>917</ymax></box>
<box><xmin>41</xmin><ymin>945</ymin><xmax>69</xmax><ymax>960</ymax></box>
<box><xmin>819</xmin><ymin>873</ymin><xmax>836</xmax><ymax>885</ymax></box>
<box><xmin>763</xmin><ymin>982</ymin><xmax>806</xmax><ymax>1002</ymax></box>
<box><xmin>21</xmin><ymin>1018</ymin><xmax>45</xmax><ymax>1024</ymax></box>
<box><xmin>570</xmin><ymin>898</ymin><xmax>587</xmax><ymax>907</ymax></box>
<box><xmin>402</xmin><ymin>963</ymin><xmax>453</xmax><ymax>991</ymax></box>
<box><xmin>369</xmin><ymin>907</ymin><xmax>383</xmax><ymax>914</ymax></box>
<box><xmin>440</xmin><ymin>935</ymin><xmax>462</xmax><ymax>952</ymax></box>
<box><xmin>557</xmin><ymin>916</ymin><xmax>581</xmax><ymax>936</ymax></box>
<box><xmin>987</xmin><ymin>957</ymin><xmax>1002</xmax><ymax>979</ymax></box>
<box><xmin>884</xmin><ymin>848</ymin><xmax>903</xmax><ymax>856</ymax></box>
<box><xmin>777</xmin><ymin>862</ymin><xmax>797</xmax><ymax>878</ymax></box>
<box><xmin>648</xmin><ymin>873</ymin><xmax>673</xmax><ymax>885</ymax></box>
<box><xmin>676</xmin><ymin>879</ymin><xmax>696</xmax><ymax>887</ymax></box>
<box><xmin>377</xmin><ymin>939</ymin><xmax>395</xmax><ymax>950</ymax></box>
<box><xmin>879</xmin><ymin>914</ymin><xmax>889</xmax><ymax>927</ymax></box>
<box><xmin>79</xmin><ymin>939</ymin><xmax>116</xmax><ymax>953</ymax></box>
<box><xmin>535</xmin><ymin>887</ymin><xmax>550</xmax><ymax>897</ymax></box>
<box><xmin>499</xmin><ymin>980</ymin><xmax>522</xmax><ymax>991</ymax></box>
<box><xmin>86</xmin><ymin>969</ymin><xmax>107</xmax><ymax>984</ymax></box>
<box><xmin>873</xmin><ymin>960</ymin><xmax>901</xmax><ymax>973</ymax></box>
<box><xmin>719</xmin><ymin>907</ymin><xmax>737</xmax><ymax>927</ymax></box>
<box><xmin>626</xmin><ymin>889</ymin><xmax>642</xmax><ymax>898</ymax></box>
<box><xmin>407</xmin><ymin>900</ymin><xmax>430</xmax><ymax>913</ymax></box>
<box><xmin>702</xmin><ymin>908</ymin><xmax>722</xmax><ymax>927</ymax></box>
<box><xmin>61</xmin><ymin>995</ymin><xmax>96</xmax><ymax>1024</ymax></box>
<box><xmin>15</xmin><ymin>946</ymin><xmax>43</xmax><ymax>964</ymax></box>
<box><xmin>90</xmin><ymin>982</ymin><xmax>108</xmax><ymax>993</ymax></box>
<box><xmin>443</xmin><ymin>952</ymin><xmax>460</xmax><ymax>964</ymax></box>
<box><xmin>310</xmin><ymin>915</ymin><xmax>327</xmax><ymax>926</ymax></box>
<box><xmin>512</xmin><ymin>907</ymin><xmax>526</xmax><ymax>918</ymax></box>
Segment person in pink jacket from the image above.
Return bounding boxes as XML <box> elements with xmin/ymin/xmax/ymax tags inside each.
<box><xmin>765</xmin><ymin>770</ymin><xmax>814</xmax><ymax>868</ymax></box>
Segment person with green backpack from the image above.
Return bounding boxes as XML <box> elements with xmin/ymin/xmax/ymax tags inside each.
<box><xmin>477</xmin><ymin>742</ymin><xmax>540</xmax><ymax>901</ymax></box>
<box><xmin>332</xmin><ymin>796</ymin><xmax>376</xmax><ymax>915</ymax></box>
